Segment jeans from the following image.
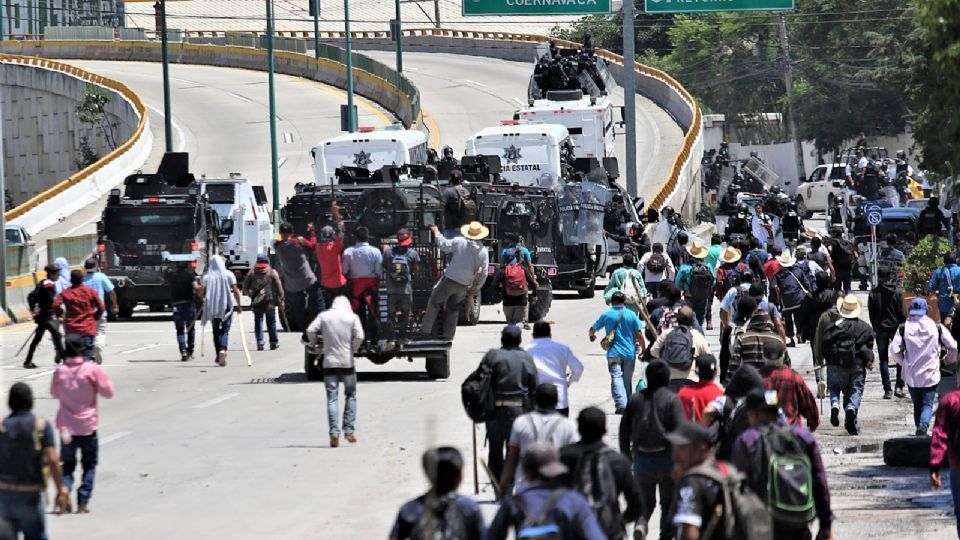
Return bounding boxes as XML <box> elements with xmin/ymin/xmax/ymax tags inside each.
<box><xmin>951</xmin><ymin>469</ymin><xmax>960</xmax><ymax>538</ymax></box>
<box><xmin>386</xmin><ymin>294</ymin><xmax>413</xmax><ymax>339</ymax></box>
<box><xmin>211</xmin><ymin>316</ymin><xmax>232</xmax><ymax>353</ymax></box>
<box><xmin>252</xmin><ymin>305</ymin><xmax>278</xmax><ymax>346</ymax></box>
<box><xmin>66</xmin><ymin>334</ymin><xmax>96</xmax><ymax>362</ymax></box>
<box><xmin>608</xmin><ymin>356</ymin><xmax>636</xmax><ymax>409</ymax></box>
<box><xmin>421</xmin><ymin>277</ymin><xmax>469</xmax><ymax>340</ymax></box>
<box><xmin>938</xmin><ymin>298</ymin><xmax>955</xmax><ymax>324</ymax></box>
<box><xmin>172</xmin><ymin>303</ymin><xmax>196</xmax><ymax>354</ymax></box>
<box><xmin>26</xmin><ymin>317</ymin><xmax>63</xmax><ymax>363</ymax></box>
<box><xmin>485</xmin><ymin>405</ymin><xmax>523</xmax><ymax>481</ymax></box>
<box><xmin>94</xmin><ymin>316</ymin><xmax>107</xmax><ymax>364</ymax></box>
<box><xmin>324</xmin><ymin>371</ymin><xmax>357</xmax><ymax>437</ymax></box>
<box><xmin>908</xmin><ymin>385</ymin><xmax>938</xmax><ymax>433</ymax></box>
<box><xmin>633</xmin><ymin>450</ymin><xmax>675</xmax><ymax>540</ymax></box>
<box><xmin>61</xmin><ymin>432</ymin><xmax>98</xmax><ymax>507</ymax></box>
<box><xmin>645</xmin><ymin>281</ymin><xmax>662</xmax><ymax>299</ymax></box>
<box><xmin>827</xmin><ymin>365</ymin><xmax>865</xmax><ymax>414</ymax></box>
<box><xmin>875</xmin><ymin>331</ymin><xmax>902</xmax><ymax>392</ymax></box>
<box><xmin>0</xmin><ymin>490</ymin><xmax>46</xmax><ymax>540</ymax></box>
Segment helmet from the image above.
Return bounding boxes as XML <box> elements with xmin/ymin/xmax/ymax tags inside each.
<box><xmin>896</xmin><ymin>149</ymin><xmax>906</xmax><ymax>160</ymax></box>
<box><xmin>442</xmin><ymin>145</ymin><xmax>454</xmax><ymax>158</ymax></box>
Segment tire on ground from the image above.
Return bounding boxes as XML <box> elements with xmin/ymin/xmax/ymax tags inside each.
<box><xmin>883</xmin><ymin>436</ymin><xmax>930</xmax><ymax>468</ymax></box>
<box><xmin>425</xmin><ymin>352</ymin><xmax>450</xmax><ymax>379</ymax></box>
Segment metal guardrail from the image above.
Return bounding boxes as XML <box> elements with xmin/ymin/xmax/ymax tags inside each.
<box><xmin>118</xmin><ymin>28</ymin><xmax>148</xmax><ymax>42</ymax></box>
<box><xmin>46</xmin><ymin>234</ymin><xmax>97</xmax><ymax>264</ymax></box>
<box><xmin>43</xmin><ymin>26</ymin><xmax>115</xmax><ymax>41</ymax></box>
<box><xmin>256</xmin><ymin>36</ymin><xmax>307</xmax><ymax>54</ymax></box>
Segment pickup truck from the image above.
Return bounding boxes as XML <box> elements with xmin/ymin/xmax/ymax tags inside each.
<box><xmin>796</xmin><ymin>163</ymin><xmax>852</xmax><ymax>217</ymax></box>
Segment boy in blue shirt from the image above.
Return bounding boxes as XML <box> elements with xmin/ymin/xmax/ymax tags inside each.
<box><xmin>82</xmin><ymin>258</ymin><xmax>118</xmax><ymax>364</ymax></box>
<box><xmin>589</xmin><ymin>291</ymin><xmax>646</xmax><ymax>413</ymax></box>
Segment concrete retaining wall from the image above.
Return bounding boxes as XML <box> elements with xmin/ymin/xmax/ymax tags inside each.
<box><xmin>1</xmin><ymin>62</ymin><xmax>139</xmax><ymax>206</ymax></box>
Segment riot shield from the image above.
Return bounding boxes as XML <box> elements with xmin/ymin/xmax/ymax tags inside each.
<box><xmin>578</xmin><ymin>180</ymin><xmax>610</xmax><ymax>246</ymax></box>
<box><xmin>558</xmin><ymin>183</ymin><xmax>582</xmax><ymax>246</ymax></box>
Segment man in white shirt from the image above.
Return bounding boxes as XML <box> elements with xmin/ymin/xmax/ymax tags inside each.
<box><xmin>751</xmin><ymin>205</ymin><xmax>773</xmax><ymax>250</ymax></box>
<box><xmin>525</xmin><ymin>321</ymin><xmax>585</xmax><ymax>417</ymax></box>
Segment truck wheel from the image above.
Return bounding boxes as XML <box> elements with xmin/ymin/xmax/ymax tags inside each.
<box><xmin>577</xmin><ymin>278</ymin><xmax>596</xmax><ymax>299</ymax></box>
<box><xmin>304</xmin><ymin>349</ymin><xmax>325</xmax><ymax>381</ymax></box>
<box><xmin>458</xmin><ymin>290</ymin><xmax>481</xmax><ymax>326</ymax></box>
<box><xmin>527</xmin><ymin>283</ymin><xmax>553</xmax><ymax>322</ymax></box>
<box><xmin>425</xmin><ymin>352</ymin><xmax>450</xmax><ymax>379</ymax></box>
<box><xmin>118</xmin><ymin>303</ymin><xmax>134</xmax><ymax>319</ymax></box>
<box><xmin>148</xmin><ymin>304</ymin><xmax>165</xmax><ymax>313</ymax></box>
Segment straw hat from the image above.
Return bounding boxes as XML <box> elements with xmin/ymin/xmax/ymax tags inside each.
<box><xmin>776</xmin><ymin>253</ymin><xmax>796</xmax><ymax>268</ymax></box>
<box><xmin>686</xmin><ymin>240</ymin><xmax>709</xmax><ymax>259</ymax></box>
<box><xmin>836</xmin><ymin>294</ymin><xmax>862</xmax><ymax>319</ymax></box>
<box><xmin>460</xmin><ymin>221</ymin><xmax>490</xmax><ymax>241</ymax></box>
<box><xmin>802</xmin><ymin>227</ymin><xmax>821</xmax><ymax>240</ymax></box>
<box><xmin>719</xmin><ymin>246</ymin><xmax>742</xmax><ymax>264</ymax></box>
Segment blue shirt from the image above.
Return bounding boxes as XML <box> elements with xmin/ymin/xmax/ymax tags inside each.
<box><xmin>341</xmin><ymin>242</ymin><xmax>383</xmax><ymax>279</ymax></box>
<box><xmin>486</xmin><ymin>486</ymin><xmax>607</xmax><ymax>540</ymax></box>
<box><xmin>500</xmin><ymin>246</ymin><xmax>532</xmax><ymax>265</ymax></box>
<box><xmin>929</xmin><ymin>264</ymin><xmax>960</xmax><ymax>303</ymax></box>
<box><xmin>591</xmin><ymin>305</ymin><xmax>644</xmax><ymax>359</ymax></box>
<box><xmin>719</xmin><ymin>285</ymin><xmax>781</xmax><ymax>322</ymax></box>
<box><xmin>82</xmin><ymin>270</ymin><xmax>115</xmax><ymax>303</ymax></box>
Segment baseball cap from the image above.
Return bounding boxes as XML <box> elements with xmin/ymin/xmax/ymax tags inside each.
<box><xmin>256</xmin><ymin>254</ymin><xmax>269</xmax><ymax>267</ymax></box>
<box><xmin>909</xmin><ymin>297</ymin><xmax>928</xmax><ymax>317</ymax></box>
<box><xmin>521</xmin><ymin>442</ymin><xmax>568</xmax><ymax>479</ymax></box>
<box><xmin>695</xmin><ymin>354</ymin><xmax>717</xmax><ymax>377</ymax></box>
<box><xmin>279</xmin><ymin>221</ymin><xmax>294</xmax><ymax>234</ymax></box>
<box><xmin>664</xmin><ymin>421</ymin><xmax>712</xmax><ymax>447</ymax></box>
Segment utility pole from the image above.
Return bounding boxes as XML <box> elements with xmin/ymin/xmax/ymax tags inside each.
<box><xmin>0</xmin><ymin>91</ymin><xmax>8</xmax><ymax>319</ymax></box>
<box><xmin>266</xmin><ymin>0</ymin><xmax>281</xmax><ymax>224</ymax></box>
<box><xmin>343</xmin><ymin>0</ymin><xmax>356</xmax><ymax>132</ymax></box>
<box><xmin>394</xmin><ymin>0</ymin><xmax>403</xmax><ymax>78</ymax></box>
<box><xmin>311</xmin><ymin>0</ymin><xmax>320</xmax><ymax>59</ymax></box>
<box><xmin>778</xmin><ymin>12</ymin><xmax>805</xmax><ymax>186</ymax></box>
<box><xmin>434</xmin><ymin>0</ymin><xmax>440</xmax><ymax>29</ymax></box>
<box><xmin>159</xmin><ymin>0</ymin><xmax>173</xmax><ymax>152</ymax></box>
<box><xmin>622</xmin><ymin>0</ymin><xmax>638</xmax><ymax>197</ymax></box>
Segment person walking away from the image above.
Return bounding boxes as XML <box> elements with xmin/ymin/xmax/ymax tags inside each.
<box><xmin>53</xmin><ymin>257</ymin><xmax>71</xmax><ymax>295</ymax></box>
<box><xmin>758</xmin><ymin>340</ymin><xmax>819</xmax><ymax>430</ymax></box>
<box><xmin>307</xmin><ymin>203</ymin><xmax>348</xmax><ymax>308</ymax></box>
<box><xmin>604</xmin><ymin>253</ymin><xmax>646</xmax><ymax>313</ymax></box>
<box><xmin>560</xmin><ymin>407</ymin><xmax>642</xmax><ymax>540</ymax></box>
<box><xmin>928</xmin><ymin>252</ymin><xmax>960</xmax><ymax>322</ymax></box>
<box><xmin>526</xmin><ymin>321</ymin><xmax>584</xmax><ymax>417</ymax></box>
<box><xmin>390</xmin><ymin>447</ymin><xmax>486</xmax><ymax>540</ymax></box>
<box><xmin>478</xmin><ymin>325</ymin><xmax>538</xmax><ymax>480</ymax></box>
<box><xmin>589</xmin><ymin>291</ymin><xmax>645</xmax><ymax>414</ymax></box>
<box><xmin>650</xmin><ymin>306</ymin><xmax>712</xmax><ymax>389</ymax></box>
<box><xmin>200</xmin><ymin>256</ymin><xmax>242</xmax><ymax>367</ymax></box>
<box><xmin>0</xmin><ymin>383</ymin><xmax>69</xmax><ymax>537</ymax></box>
<box><xmin>890</xmin><ymin>297</ymin><xmax>958</xmax><ymax>435</ymax></box>
<box><xmin>485</xmin><ymin>442</ymin><xmax>606</xmax><ymax>540</ymax></box>
<box><xmin>732</xmin><ymin>390</ymin><xmax>834</xmax><ymax>540</ymax></box>
<box><xmin>677</xmin><ymin>355</ymin><xmax>724</xmax><ymax>422</ymax></box>
<box><xmin>306</xmin><ymin>296</ymin><xmax>364</xmax><ymax>447</ymax></box>
<box><xmin>341</xmin><ymin>225</ymin><xmax>383</xmax><ymax>336</ymax></box>
<box><xmin>728</xmin><ymin>302</ymin><xmax>786</xmax><ymax>384</ymax></box>
<box><xmin>242</xmin><ymin>254</ymin><xmax>284</xmax><ymax>351</ymax></box>
<box><xmin>273</xmin><ymin>221</ymin><xmax>322</xmax><ymax>331</ymax></box>
<box><xmin>805</xmin><ymin>235</ymin><xmax>835</xmax><ymax>278</ymax></box>
<box><xmin>164</xmin><ymin>260</ymin><xmax>202</xmax><ymax>362</ymax></box>
<box><xmin>50</xmin><ymin>335</ymin><xmax>115</xmax><ymax>514</ymax></box>
<box><xmin>81</xmin><ymin>258</ymin><xmax>117</xmax><ymax>364</ymax></box>
<box><xmin>820</xmin><ymin>295</ymin><xmax>875</xmax><ymax>435</ymax></box>
<box><xmin>53</xmin><ymin>270</ymin><xmax>104</xmax><ymax>362</ymax></box>
<box><xmin>929</xmin><ymin>388</ymin><xmax>960</xmax><ymax>539</ymax></box>
<box><xmin>763</xmin><ymin>246</ymin><xmax>782</xmax><ymax>291</ymax></box>
<box><xmin>619</xmin><ymin>361</ymin><xmax>685</xmax><ymax>540</ymax></box>
<box><xmin>675</xmin><ymin>241</ymin><xmax>715</xmax><ymax>327</ymax></box>
<box><xmin>803</xmin><ymin>271</ymin><xmax>838</xmax><ymax>398</ymax></box>
<box><xmin>639</xmin><ymin>243</ymin><xmax>675</xmax><ymax>300</ymax></box>
<box><xmin>24</xmin><ymin>264</ymin><xmax>65</xmax><ymax>369</ymax></box>
<box><xmin>668</xmin><ymin>231</ymin><xmax>691</xmax><ymax>270</ymax></box>
<box><xmin>868</xmin><ymin>269</ymin><xmax>907</xmax><ymax>400</ymax></box>
<box><xmin>441</xmin><ymin>170</ymin><xmax>475</xmax><ymax>239</ymax></box>
<box><xmin>703</xmin><ymin>235</ymin><xmax>724</xmax><ymax>330</ymax></box>
<box><xmin>918</xmin><ymin>196</ymin><xmax>947</xmax><ymax>237</ymax></box>
<box><xmin>493</xmin><ymin>249</ymin><xmax>537</xmax><ymax>327</ymax></box>
<box><xmin>702</xmin><ymin>365</ymin><xmax>766</xmax><ymax>461</ymax></box>
<box><xmin>382</xmin><ymin>229</ymin><xmax>420</xmax><ymax>347</ymax></box>
<box><xmin>497</xmin><ymin>384</ymin><xmax>578</xmax><ymax>496</ymax></box>
<box><xmin>500</xmin><ymin>232</ymin><xmax>536</xmax><ymax>279</ymax></box>
<box><xmin>773</xmin><ymin>253</ymin><xmax>815</xmax><ymax>348</ymax></box>
<box><xmin>743</xmin><ymin>237</ymin><xmax>770</xmax><ymax>290</ymax></box>
<box><xmin>422</xmin><ymin>222</ymin><xmax>489</xmax><ymax>340</ymax></box>
<box><xmin>826</xmin><ymin>227</ymin><xmax>857</xmax><ymax>293</ymax></box>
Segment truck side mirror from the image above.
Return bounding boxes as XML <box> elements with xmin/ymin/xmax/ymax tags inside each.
<box><xmin>219</xmin><ymin>218</ymin><xmax>235</xmax><ymax>239</ymax></box>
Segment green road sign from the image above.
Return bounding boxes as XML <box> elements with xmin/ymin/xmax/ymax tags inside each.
<box><xmin>644</xmin><ymin>0</ymin><xmax>793</xmax><ymax>13</ymax></box>
<box><xmin>463</xmin><ymin>0</ymin><xmax>612</xmax><ymax>16</ymax></box>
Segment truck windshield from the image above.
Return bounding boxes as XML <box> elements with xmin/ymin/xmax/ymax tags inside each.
<box><xmin>104</xmin><ymin>208</ymin><xmax>195</xmax><ymax>242</ymax></box>
<box><xmin>204</xmin><ymin>184</ymin><xmax>235</xmax><ymax>204</ymax></box>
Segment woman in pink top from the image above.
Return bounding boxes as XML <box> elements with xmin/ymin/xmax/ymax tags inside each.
<box><xmin>49</xmin><ymin>336</ymin><xmax>115</xmax><ymax>513</ymax></box>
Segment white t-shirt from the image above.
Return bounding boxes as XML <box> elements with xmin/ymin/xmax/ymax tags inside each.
<box><xmin>507</xmin><ymin>411</ymin><xmax>578</xmax><ymax>486</ymax></box>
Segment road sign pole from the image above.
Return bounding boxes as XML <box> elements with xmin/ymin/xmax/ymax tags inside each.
<box><xmin>266</xmin><ymin>0</ymin><xmax>281</xmax><ymax>225</ymax></box>
<box><xmin>312</xmin><ymin>0</ymin><xmax>320</xmax><ymax>59</ymax></box>
<box><xmin>623</xmin><ymin>0</ymin><xmax>638</xmax><ymax>198</ymax></box>
<box><xmin>394</xmin><ymin>0</ymin><xmax>403</xmax><ymax>77</ymax></box>
<box><xmin>160</xmin><ymin>0</ymin><xmax>173</xmax><ymax>153</ymax></box>
<box><xmin>343</xmin><ymin>0</ymin><xmax>356</xmax><ymax>133</ymax></box>
<box><xmin>0</xmin><ymin>93</ymin><xmax>8</xmax><ymax>318</ymax></box>
<box><xmin>871</xmin><ymin>224</ymin><xmax>878</xmax><ymax>288</ymax></box>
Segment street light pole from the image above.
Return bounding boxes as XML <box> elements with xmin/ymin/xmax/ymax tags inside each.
<box><xmin>312</xmin><ymin>0</ymin><xmax>320</xmax><ymax>60</ymax></box>
<box><xmin>266</xmin><ymin>0</ymin><xmax>281</xmax><ymax>224</ymax></box>
<box><xmin>622</xmin><ymin>0</ymin><xmax>638</xmax><ymax>197</ymax></box>
<box><xmin>343</xmin><ymin>0</ymin><xmax>356</xmax><ymax>132</ymax></box>
<box><xmin>160</xmin><ymin>0</ymin><xmax>173</xmax><ymax>152</ymax></box>
<box><xmin>394</xmin><ymin>0</ymin><xmax>403</xmax><ymax>77</ymax></box>
<box><xmin>0</xmin><ymin>90</ymin><xmax>8</xmax><ymax>318</ymax></box>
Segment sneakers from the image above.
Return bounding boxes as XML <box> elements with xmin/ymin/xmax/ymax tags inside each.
<box><xmin>830</xmin><ymin>406</ymin><xmax>840</xmax><ymax>427</ymax></box>
<box><xmin>894</xmin><ymin>387</ymin><xmax>906</xmax><ymax>399</ymax></box>
<box><xmin>216</xmin><ymin>351</ymin><xmax>227</xmax><ymax>367</ymax></box>
<box><xmin>180</xmin><ymin>351</ymin><xmax>190</xmax><ymax>362</ymax></box>
<box><xmin>330</xmin><ymin>436</ymin><xmax>340</xmax><ymax>448</ymax></box>
<box><xmin>614</xmin><ymin>407</ymin><xmax>626</xmax><ymax>415</ymax></box>
<box><xmin>345</xmin><ymin>433</ymin><xmax>358</xmax><ymax>443</ymax></box>
<box><xmin>257</xmin><ymin>344</ymin><xmax>264</xmax><ymax>352</ymax></box>
<box><xmin>22</xmin><ymin>361</ymin><xmax>38</xmax><ymax>369</ymax></box>
<box><xmin>845</xmin><ymin>410</ymin><xmax>860</xmax><ymax>436</ymax></box>
<box><xmin>916</xmin><ymin>428</ymin><xmax>928</xmax><ymax>436</ymax></box>
<box><xmin>270</xmin><ymin>343</ymin><xmax>279</xmax><ymax>351</ymax></box>
<box><xmin>883</xmin><ymin>389</ymin><xmax>893</xmax><ymax>400</ymax></box>
<box><xmin>787</xmin><ymin>338</ymin><xmax>796</xmax><ymax>348</ymax></box>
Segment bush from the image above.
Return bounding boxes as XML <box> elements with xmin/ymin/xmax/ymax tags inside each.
<box><xmin>903</xmin><ymin>234</ymin><xmax>954</xmax><ymax>296</ymax></box>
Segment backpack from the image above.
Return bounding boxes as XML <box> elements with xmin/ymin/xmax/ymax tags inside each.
<box><xmin>619</xmin><ymin>269</ymin><xmax>644</xmax><ymax>307</ymax></box>
<box><xmin>716</xmin><ymin>397</ymin><xmax>752</xmax><ymax>460</ymax></box>
<box><xmin>515</xmin><ymin>490</ymin><xmax>566</xmax><ymax>540</ymax></box>
<box><xmin>646</xmin><ymin>252</ymin><xmax>667</xmax><ymax>274</ymax></box>
<box><xmin>504</xmin><ymin>263</ymin><xmax>529</xmax><ymax>297</ymax></box>
<box><xmin>821</xmin><ymin>319</ymin><xmax>857</xmax><ymax>368</ymax></box>
<box><xmin>831</xmin><ymin>239</ymin><xmax>856</xmax><ymax>268</ymax></box>
<box><xmin>687</xmin><ymin>262</ymin><xmax>714</xmax><ymax>303</ymax></box>
<box><xmin>572</xmin><ymin>448</ymin><xmax>622</xmax><ymax>540</ymax></box>
<box><xmin>746</xmin><ymin>252</ymin><xmax>765</xmax><ymax>282</ymax></box>
<box><xmin>246</xmin><ymin>271</ymin><xmax>277</xmax><ymax>307</ymax></box>
<box><xmin>409</xmin><ymin>493</ymin><xmax>470</xmax><ymax>540</ymax></box>
<box><xmin>657</xmin><ymin>305</ymin><xmax>681</xmax><ymax>334</ymax></box>
<box><xmin>751</xmin><ymin>425</ymin><xmax>816</xmax><ymax>526</ymax></box>
<box><xmin>389</xmin><ymin>252</ymin><xmax>412</xmax><ymax>286</ymax></box>
<box><xmin>455</xmin><ymin>185</ymin><xmax>477</xmax><ymax>224</ymax></box>
<box><xmin>461</xmin><ymin>356</ymin><xmax>495</xmax><ymax>422</ymax></box>
<box><xmin>723</xmin><ymin>263</ymin><xmax>748</xmax><ymax>293</ymax></box>
<box><xmin>661</xmin><ymin>325</ymin><xmax>695</xmax><ymax>372</ymax></box>
<box><xmin>684</xmin><ymin>462</ymin><xmax>773</xmax><ymax>540</ymax></box>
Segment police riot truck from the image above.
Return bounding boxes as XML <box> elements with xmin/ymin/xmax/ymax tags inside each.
<box><xmin>311</xmin><ymin>125</ymin><xmax>429</xmax><ymax>186</ymax></box>
<box><xmin>97</xmin><ymin>153</ymin><xmax>221</xmax><ymax>318</ymax></box>
<box><xmin>198</xmin><ymin>175</ymin><xmax>275</xmax><ymax>275</ymax></box>
<box><xmin>464</xmin><ymin>123</ymin><xmax>571</xmax><ymax>188</ymax></box>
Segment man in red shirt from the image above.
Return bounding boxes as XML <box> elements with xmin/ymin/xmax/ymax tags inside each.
<box><xmin>930</xmin><ymin>388</ymin><xmax>960</xmax><ymax>538</ymax></box>
<box><xmin>307</xmin><ymin>202</ymin><xmax>348</xmax><ymax>310</ymax></box>
<box><xmin>53</xmin><ymin>270</ymin><xmax>104</xmax><ymax>362</ymax></box>
<box><xmin>678</xmin><ymin>355</ymin><xmax>724</xmax><ymax>423</ymax></box>
<box><xmin>763</xmin><ymin>246</ymin><xmax>782</xmax><ymax>286</ymax></box>
<box><xmin>759</xmin><ymin>342</ymin><xmax>820</xmax><ymax>431</ymax></box>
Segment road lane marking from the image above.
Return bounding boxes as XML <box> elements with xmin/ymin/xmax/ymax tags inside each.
<box><xmin>144</xmin><ymin>104</ymin><xmax>187</xmax><ymax>152</ymax></box>
<box><xmin>283</xmin><ymin>132</ymin><xmax>294</xmax><ymax>144</ymax></box>
<box><xmin>119</xmin><ymin>344</ymin><xmax>161</xmax><ymax>355</ymax></box>
<box><xmin>227</xmin><ymin>92</ymin><xmax>253</xmax><ymax>103</ymax></box>
<box><xmin>100</xmin><ymin>431</ymin><xmax>133</xmax><ymax>445</ymax></box>
<box><xmin>464</xmin><ymin>79</ymin><xmax>488</xmax><ymax>88</ymax></box>
<box><xmin>512</xmin><ymin>97</ymin><xmax>525</xmax><ymax>106</ymax></box>
<box><xmin>64</xmin><ymin>215</ymin><xmax>100</xmax><ymax>237</ymax></box>
<box><xmin>277</xmin><ymin>157</ymin><xmax>288</xmax><ymax>169</ymax></box>
<box><xmin>21</xmin><ymin>369</ymin><xmax>55</xmax><ymax>380</ymax></box>
<box><xmin>191</xmin><ymin>393</ymin><xmax>239</xmax><ymax>409</ymax></box>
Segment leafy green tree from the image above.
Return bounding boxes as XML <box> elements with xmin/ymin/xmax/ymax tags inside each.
<box><xmin>552</xmin><ymin>1</ymin><xmax>675</xmax><ymax>57</ymax></box>
<box><xmin>912</xmin><ymin>0</ymin><xmax>960</xmax><ymax>173</ymax></box>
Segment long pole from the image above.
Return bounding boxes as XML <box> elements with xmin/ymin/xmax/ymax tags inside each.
<box><xmin>394</xmin><ymin>0</ymin><xmax>403</xmax><ymax>77</ymax></box>
<box><xmin>160</xmin><ymin>0</ymin><xmax>173</xmax><ymax>152</ymax></box>
<box><xmin>623</xmin><ymin>0</ymin><xmax>638</xmax><ymax>197</ymax></box>
<box><xmin>434</xmin><ymin>0</ymin><xmax>440</xmax><ymax>29</ymax></box>
<box><xmin>312</xmin><ymin>0</ymin><xmax>320</xmax><ymax>59</ymax></box>
<box><xmin>343</xmin><ymin>0</ymin><xmax>356</xmax><ymax>133</ymax></box>
<box><xmin>778</xmin><ymin>13</ymin><xmax>805</xmax><ymax>187</ymax></box>
<box><xmin>0</xmin><ymin>90</ymin><xmax>7</xmax><ymax>317</ymax></box>
<box><xmin>266</xmin><ymin>0</ymin><xmax>281</xmax><ymax>224</ymax></box>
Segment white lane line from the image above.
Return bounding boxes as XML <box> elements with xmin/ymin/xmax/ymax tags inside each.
<box><xmin>119</xmin><ymin>344</ymin><xmax>161</xmax><ymax>355</ymax></box>
<box><xmin>404</xmin><ymin>66</ymin><xmax>419</xmax><ymax>72</ymax></box>
<box><xmin>144</xmin><ymin>104</ymin><xmax>187</xmax><ymax>152</ymax></box>
<box><xmin>283</xmin><ymin>132</ymin><xmax>294</xmax><ymax>144</ymax></box>
<box><xmin>190</xmin><ymin>393</ymin><xmax>239</xmax><ymax>410</ymax></box>
<box><xmin>227</xmin><ymin>92</ymin><xmax>253</xmax><ymax>103</ymax></box>
<box><xmin>277</xmin><ymin>157</ymin><xmax>288</xmax><ymax>169</ymax></box>
<box><xmin>64</xmin><ymin>215</ymin><xmax>100</xmax><ymax>237</ymax></box>
<box><xmin>100</xmin><ymin>431</ymin><xmax>133</xmax><ymax>445</ymax></box>
<box><xmin>21</xmin><ymin>369</ymin><xmax>56</xmax><ymax>380</ymax></box>
<box><xmin>464</xmin><ymin>79</ymin><xmax>488</xmax><ymax>88</ymax></box>
<box><xmin>512</xmin><ymin>97</ymin><xmax>525</xmax><ymax>106</ymax></box>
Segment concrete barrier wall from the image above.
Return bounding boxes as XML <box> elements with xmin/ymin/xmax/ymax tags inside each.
<box><xmin>1</xmin><ymin>62</ymin><xmax>139</xmax><ymax>207</ymax></box>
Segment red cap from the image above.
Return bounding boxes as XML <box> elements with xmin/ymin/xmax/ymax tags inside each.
<box><xmin>399</xmin><ymin>236</ymin><xmax>413</xmax><ymax>247</ymax></box>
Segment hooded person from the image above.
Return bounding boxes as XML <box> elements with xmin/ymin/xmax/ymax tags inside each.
<box><xmin>242</xmin><ymin>254</ymin><xmax>285</xmax><ymax>351</ymax></box>
<box><xmin>54</xmin><ymin>257</ymin><xmax>71</xmax><ymax>295</ymax></box>
<box><xmin>201</xmin><ymin>255</ymin><xmax>242</xmax><ymax>366</ymax></box>
<box><xmin>702</xmin><ymin>364</ymin><xmax>766</xmax><ymax>460</ymax></box>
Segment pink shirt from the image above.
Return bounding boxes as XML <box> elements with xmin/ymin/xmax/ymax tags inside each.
<box><xmin>890</xmin><ymin>316</ymin><xmax>958</xmax><ymax>388</ymax></box>
<box><xmin>50</xmin><ymin>356</ymin><xmax>115</xmax><ymax>436</ymax></box>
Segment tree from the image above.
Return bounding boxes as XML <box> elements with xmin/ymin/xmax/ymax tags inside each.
<box><xmin>75</xmin><ymin>83</ymin><xmax>119</xmax><ymax>151</ymax></box>
<box><xmin>552</xmin><ymin>1</ymin><xmax>675</xmax><ymax>57</ymax></box>
<box><xmin>912</xmin><ymin>0</ymin><xmax>960</xmax><ymax>173</ymax></box>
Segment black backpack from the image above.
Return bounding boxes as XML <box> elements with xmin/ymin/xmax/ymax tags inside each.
<box><xmin>461</xmin><ymin>355</ymin><xmax>495</xmax><ymax>423</ymax></box>
<box><xmin>514</xmin><ymin>490</ymin><xmax>566</xmax><ymax>540</ymax></box>
<box><xmin>832</xmin><ymin>239</ymin><xmax>856</xmax><ymax>268</ymax></box>
<box><xmin>661</xmin><ymin>325</ymin><xmax>695</xmax><ymax>372</ymax></box>
<box><xmin>688</xmin><ymin>262</ymin><xmax>714</xmax><ymax>303</ymax></box>
<box><xmin>684</xmin><ymin>462</ymin><xmax>773</xmax><ymax>540</ymax></box>
<box><xmin>26</xmin><ymin>283</ymin><xmax>40</xmax><ymax>311</ymax></box>
<box><xmin>646</xmin><ymin>252</ymin><xmax>667</xmax><ymax>274</ymax></box>
<box><xmin>821</xmin><ymin>319</ymin><xmax>857</xmax><ymax>368</ymax></box>
<box><xmin>409</xmin><ymin>493</ymin><xmax>470</xmax><ymax>540</ymax></box>
<box><xmin>455</xmin><ymin>185</ymin><xmax>477</xmax><ymax>224</ymax></box>
<box><xmin>746</xmin><ymin>252</ymin><xmax>765</xmax><ymax>282</ymax></box>
<box><xmin>572</xmin><ymin>448</ymin><xmax>622</xmax><ymax>539</ymax></box>
<box><xmin>716</xmin><ymin>398</ymin><xmax>751</xmax><ymax>461</ymax></box>
<box><xmin>750</xmin><ymin>425</ymin><xmax>816</xmax><ymax>527</ymax></box>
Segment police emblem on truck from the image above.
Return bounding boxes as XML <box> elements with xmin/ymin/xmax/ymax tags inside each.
<box><xmin>503</xmin><ymin>145</ymin><xmax>522</xmax><ymax>164</ymax></box>
<box><xmin>353</xmin><ymin>150</ymin><xmax>372</xmax><ymax>167</ymax></box>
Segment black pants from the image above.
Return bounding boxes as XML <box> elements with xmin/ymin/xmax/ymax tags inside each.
<box><xmin>485</xmin><ymin>405</ymin><xmax>523</xmax><ymax>481</ymax></box>
<box><xmin>782</xmin><ymin>306</ymin><xmax>799</xmax><ymax>339</ymax></box>
<box><xmin>834</xmin><ymin>267</ymin><xmax>852</xmax><ymax>293</ymax></box>
<box><xmin>26</xmin><ymin>317</ymin><xmax>63</xmax><ymax>362</ymax></box>
<box><xmin>321</xmin><ymin>286</ymin><xmax>345</xmax><ymax>312</ymax></box>
<box><xmin>719</xmin><ymin>326</ymin><xmax>733</xmax><ymax>382</ymax></box>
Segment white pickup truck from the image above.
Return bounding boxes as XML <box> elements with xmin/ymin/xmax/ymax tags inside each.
<box><xmin>796</xmin><ymin>163</ymin><xmax>849</xmax><ymax>217</ymax></box>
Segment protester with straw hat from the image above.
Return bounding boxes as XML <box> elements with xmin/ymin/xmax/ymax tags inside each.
<box><xmin>423</xmin><ymin>222</ymin><xmax>490</xmax><ymax>340</ymax></box>
<box><xmin>675</xmin><ymin>240</ymin><xmax>715</xmax><ymax>327</ymax></box>
<box><xmin>820</xmin><ymin>295</ymin><xmax>875</xmax><ymax>435</ymax></box>
<box><xmin>773</xmin><ymin>252</ymin><xmax>816</xmax><ymax>348</ymax></box>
